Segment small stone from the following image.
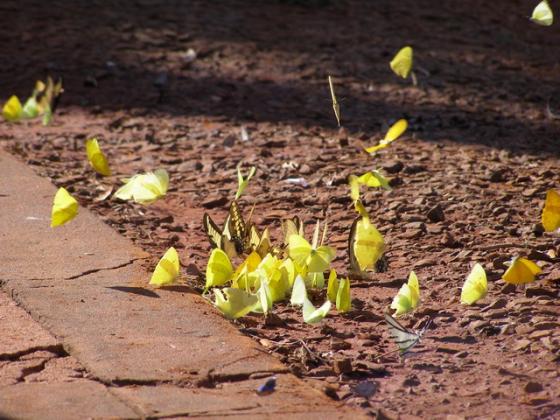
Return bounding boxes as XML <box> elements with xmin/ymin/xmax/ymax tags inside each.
<box><xmin>481</xmin><ymin>298</ymin><xmax>508</xmax><ymax>312</ymax></box>
<box><xmin>526</xmin><ymin>287</ymin><xmax>558</xmax><ymax>298</ymax></box>
<box><xmin>330</xmin><ymin>338</ymin><xmax>352</xmax><ymax>351</ymax></box>
<box><xmin>533</xmin><ymin>321</ymin><xmax>560</xmax><ymax>331</ymax></box>
<box><xmin>352</xmin><ymin>380</ymin><xmax>378</xmax><ymax>398</ymax></box>
<box><xmin>201</xmin><ymin>195</ymin><xmax>228</xmax><ymax>209</ymax></box>
<box><xmin>382</xmin><ymin>161</ymin><xmax>404</xmax><ymax>174</ymax></box>
<box><xmin>513</xmin><ymin>339</ymin><xmax>531</xmax><ymax>352</ymax></box>
<box><xmin>426</xmin><ymin>204</ymin><xmax>445</xmax><ymax>222</ymax></box>
<box><xmin>333</xmin><ymin>358</ymin><xmax>353</xmax><ymax>375</ymax></box>
<box><xmin>402</xmin><ymin>374</ymin><xmax>421</xmax><ymax>387</ymax></box>
<box><xmin>299</xmin><ymin>164</ymin><xmax>312</xmax><ymax>175</ymax></box>
<box><xmin>524</xmin><ymin>381</ymin><xmax>544</xmax><ymax>393</ymax></box>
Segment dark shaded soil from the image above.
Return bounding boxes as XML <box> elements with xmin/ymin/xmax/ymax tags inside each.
<box><xmin>1</xmin><ymin>0</ymin><xmax>560</xmax><ymax>418</ymax></box>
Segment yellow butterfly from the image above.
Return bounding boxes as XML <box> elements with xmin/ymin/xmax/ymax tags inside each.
<box><xmin>114</xmin><ymin>169</ymin><xmax>169</xmax><ymax>205</ymax></box>
<box><xmin>461</xmin><ymin>263</ymin><xmax>487</xmax><ymax>305</ymax></box>
<box><xmin>542</xmin><ymin>189</ymin><xmax>560</xmax><ymax>232</ymax></box>
<box><xmin>149</xmin><ymin>247</ymin><xmax>180</xmax><ymax>287</ymax></box>
<box><xmin>51</xmin><ymin>187</ymin><xmax>79</xmax><ymax>227</ymax></box>
<box><xmin>205</xmin><ymin>248</ymin><xmax>234</xmax><ymax>291</ymax></box>
<box><xmin>326</xmin><ymin>269</ymin><xmax>339</xmax><ymax>303</ymax></box>
<box><xmin>357</xmin><ymin>170</ymin><xmax>391</xmax><ymax>190</ymax></box>
<box><xmin>282</xmin><ymin>216</ymin><xmax>303</xmax><ymax>246</ymax></box>
<box><xmin>2</xmin><ymin>96</ymin><xmax>23</xmax><ymax>122</ymax></box>
<box><xmin>531</xmin><ymin>0</ymin><xmax>553</xmax><ymax>26</ymax></box>
<box><xmin>290</xmin><ymin>275</ymin><xmax>307</xmax><ymax>306</ymax></box>
<box><xmin>390</xmin><ymin>46</ymin><xmax>413</xmax><ymax>79</ymax></box>
<box><xmin>391</xmin><ymin>271</ymin><xmax>420</xmax><ymax>316</ymax></box>
<box><xmin>213</xmin><ymin>288</ymin><xmax>258</xmax><ymax>320</ymax></box>
<box><xmin>249</xmin><ymin>225</ymin><xmax>273</xmax><ymax>258</ymax></box>
<box><xmin>502</xmin><ymin>257</ymin><xmax>542</xmax><ymax>285</ymax></box>
<box><xmin>303</xmin><ymin>297</ymin><xmax>331</xmax><ymax>324</ymax></box>
<box><xmin>235</xmin><ymin>165</ymin><xmax>256</xmax><ymax>200</ymax></box>
<box><xmin>364</xmin><ymin>119</ymin><xmax>408</xmax><ymax>155</ymax></box>
<box><xmin>348</xmin><ymin>207</ymin><xmax>385</xmax><ymax>273</ymax></box>
<box><xmin>336</xmin><ymin>277</ymin><xmax>351</xmax><ymax>313</ymax></box>
<box><xmin>288</xmin><ymin>220</ymin><xmax>335</xmax><ymax>273</ymax></box>
<box><xmin>85</xmin><ymin>138</ymin><xmax>111</xmax><ymax>176</ymax></box>
<box><xmin>328</xmin><ymin>75</ymin><xmax>341</xmax><ymax>127</ymax></box>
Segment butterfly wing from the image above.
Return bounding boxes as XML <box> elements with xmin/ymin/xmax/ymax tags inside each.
<box><xmin>385</xmin><ymin>313</ymin><xmax>421</xmax><ymax>354</ymax></box>
<box><xmin>2</xmin><ymin>95</ymin><xmax>23</xmax><ymax>122</ymax></box>
<box><xmin>205</xmin><ymin>248</ymin><xmax>234</xmax><ymax>290</ymax></box>
<box><xmin>228</xmin><ymin>200</ymin><xmax>247</xmax><ymax>254</ymax></box>
<box><xmin>542</xmin><ymin>189</ymin><xmax>560</xmax><ymax>232</ymax></box>
<box><xmin>502</xmin><ymin>257</ymin><xmax>541</xmax><ymax>285</ymax></box>
<box><xmin>51</xmin><ymin>187</ymin><xmax>79</xmax><ymax>227</ymax></box>
<box><xmin>531</xmin><ymin>0</ymin><xmax>553</xmax><ymax>26</ymax></box>
<box><xmin>348</xmin><ymin>216</ymin><xmax>385</xmax><ymax>272</ymax></box>
<box><xmin>461</xmin><ymin>263</ymin><xmax>487</xmax><ymax>305</ymax></box>
<box><xmin>203</xmin><ymin>213</ymin><xmax>223</xmax><ymax>249</ymax></box>
<box><xmin>282</xmin><ymin>216</ymin><xmax>303</xmax><ymax>246</ymax></box>
<box><xmin>390</xmin><ymin>46</ymin><xmax>413</xmax><ymax>79</ymax></box>
<box><xmin>149</xmin><ymin>247</ymin><xmax>180</xmax><ymax>287</ymax></box>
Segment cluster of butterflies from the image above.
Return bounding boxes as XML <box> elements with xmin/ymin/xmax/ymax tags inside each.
<box><xmin>2</xmin><ymin>77</ymin><xmax>63</xmax><ymax>126</ymax></box>
<box><xmin>8</xmin><ymin>1</ymin><xmax>560</xmax><ymax>355</ymax></box>
<box><xmin>51</xmin><ymin>137</ymin><xmax>169</xmax><ymax>226</ymax></box>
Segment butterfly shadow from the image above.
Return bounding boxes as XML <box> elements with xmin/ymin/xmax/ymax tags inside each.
<box><xmin>106</xmin><ymin>286</ymin><xmax>160</xmax><ymax>298</ymax></box>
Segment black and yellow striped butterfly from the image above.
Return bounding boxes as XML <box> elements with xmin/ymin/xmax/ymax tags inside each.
<box><xmin>203</xmin><ymin>200</ymin><xmax>254</xmax><ymax>259</ymax></box>
<box><xmin>36</xmin><ymin>77</ymin><xmax>63</xmax><ymax>125</ymax></box>
<box><xmin>281</xmin><ymin>216</ymin><xmax>303</xmax><ymax>246</ymax></box>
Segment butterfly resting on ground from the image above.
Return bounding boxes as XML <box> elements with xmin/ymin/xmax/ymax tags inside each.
<box><xmin>385</xmin><ymin>313</ymin><xmax>431</xmax><ymax>355</ymax></box>
<box><xmin>203</xmin><ymin>200</ymin><xmax>271</xmax><ymax>258</ymax></box>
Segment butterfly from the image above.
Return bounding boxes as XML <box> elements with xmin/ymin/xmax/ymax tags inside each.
<box><xmin>348</xmin><ymin>210</ymin><xmax>385</xmax><ymax>273</ymax></box>
<box><xmin>460</xmin><ymin>263</ymin><xmax>487</xmax><ymax>305</ymax></box>
<box><xmin>149</xmin><ymin>247</ymin><xmax>180</xmax><ymax>287</ymax></box>
<box><xmin>113</xmin><ymin>169</ymin><xmax>169</xmax><ymax>205</ymax></box>
<box><xmin>385</xmin><ymin>313</ymin><xmax>430</xmax><ymax>355</ymax></box>
<box><xmin>328</xmin><ymin>75</ymin><xmax>341</xmax><ymax>127</ymax></box>
<box><xmin>51</xmin><ymin>187</ymin><xmax>79</xmax><ymax>227</ymax></box>
<box><xmin>287</xmin><ymin>220</ymin><xmax>335</xmax><ymax>273</ymax></box>
<box><xmin>531</xmin><ymin>0</ymin><xmax>553</xmax><ymax>26</ymax></box>
<box><xmin>364</xmin><ymin>119</ymin><xmax>408</xmax><ymax>155</ymax></box>
<box><xmin>256</xmin><ymin>376</ymin><xmax>277</xmax><ymax>395</ymax></box>
<box><xmin>36</xmin><ymin>77</ymin><xmax>63</xmax><ymax>125</ymax></box>
<box><xmin>248</xmin><ymin>225</ymin><xmax>273</xmax><ymax>258</ymax></box>
<box><xmin>390</xmin><ymin>271</ymin><xmax>420</xmax><ymax>316</ymax></box>
<box><xmin>542</xmin><ymin>189</ymin><xmax>560</xmax><ymax>232</ymax></box>
<box><xmin>336</xmin><ymin>277</ymin><xmax>351</xmax><ymax>313</ymax></box>
<box><xmin>85</xmin><ymin>138</ymin><xmax>111</xmax><ymax>176</ymax></box>
<box><xmin>2</xmin><ymin>95</ymin><xmax>23</xmax><ymax>122</ymax></box>
<box><xmin>502</xmin><ymin>257</ymin><xmax>542</xmax><ymax>285</ymax></box>
<box><xmin>282</xmin><ymin>216</ymin><xmax>303</xmax><ymax>246</ymax></box>
<box><xmin>390</xmin><ymin>46</ymin><xmax>413</xmax><ymax>79</ymax></box>
<box><xmin>235</xmin><ymin>165</ymin><xmax>256</xmax><ymax>200</ymax></box>
<box><xmin>205</xmin><ymin>248</ymin><xmax>234</xmax><ymax>291</ymax></box>
<box><xmin>213</xmin><ymin>287</ymin><xmax>258</xmax><ymax>320</ymax></box>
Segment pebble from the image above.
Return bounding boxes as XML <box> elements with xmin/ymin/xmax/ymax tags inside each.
<box><xmin>426</xmin><ymin>204</ymin><xmax>445</xmax><ymax>222</ymax></box>
<box><xmin>333</xmin><ymin>358</ymin><xmax>353</xmax><ymax>375</ymax></box>
<box><xmin>512</xmin><ymin>339</ymin><xmax>531</xmax><ymax>352</ymax></box>
<box><xmin>524</xmin><ymin>381</ymin><xmax>544</xmax><ymax>393</ymax></box>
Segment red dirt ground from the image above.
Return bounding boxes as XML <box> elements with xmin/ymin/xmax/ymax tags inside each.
<box><xmin>2</xmin><ymin>0</ymin><xmax>560</xmax><ymax>418</ymax></box>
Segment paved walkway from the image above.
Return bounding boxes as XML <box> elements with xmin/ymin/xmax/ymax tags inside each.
<box><xmin>0</xmin><ymin>151</ymin><xmax>362</xmax><ymax>419</ymax></box>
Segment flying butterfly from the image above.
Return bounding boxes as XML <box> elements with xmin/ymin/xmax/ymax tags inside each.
<box><xmin>385</xmin><ymin>313</ymin><xmax>431</xmax><ymax>355</ymax></box>
<box><xmin>531</xmin><ymin>0</ymin><xmax>553</xmax><ymax>26</ymax></box>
